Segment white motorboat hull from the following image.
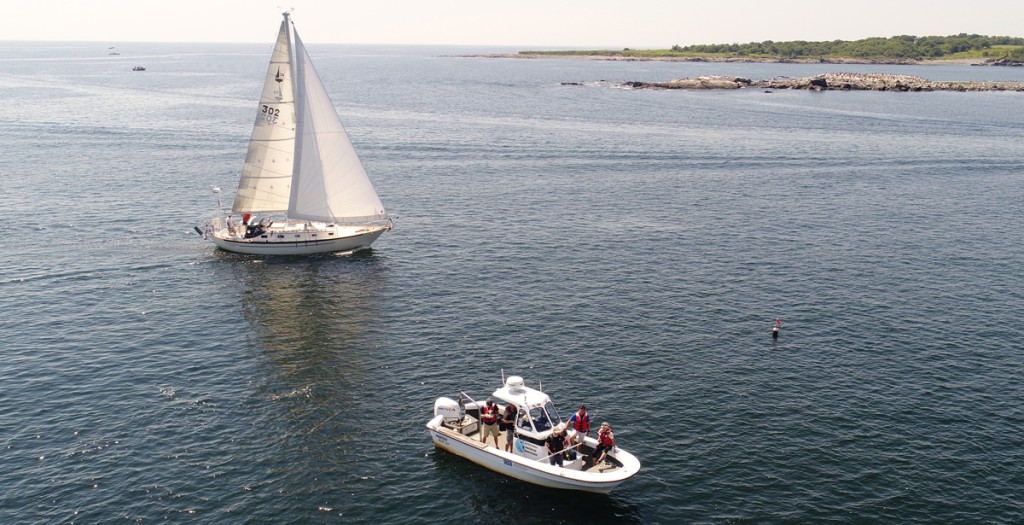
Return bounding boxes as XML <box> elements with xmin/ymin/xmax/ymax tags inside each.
<box><xmin>207</xmin><ymin>222</ymin><xmax>386</xmax><ymax>255</ymax></box>
<box><xmin>426</xmin><ymin>415</ymin><xmax>639</xmax><ymax>494</ymax></box>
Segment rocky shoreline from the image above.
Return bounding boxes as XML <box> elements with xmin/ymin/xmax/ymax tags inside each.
<box><xmin>615</xmin><ymin>73</ymin><xmax>1024</xmax><ymax>92</ymax></box>
<box><xmin>470</xmin><ymin>53</ymin><xmax>927</xmax><ymax>64</ymax></box>
<box><xmin>977</xmin><ymin>58</ymin><xmax>1024</xmax><ymax>67</ymax></box>
<box><xmin>467</xmin><ymin>54</ymin><xmax>1023</xmax><ymax>67</ymax></box>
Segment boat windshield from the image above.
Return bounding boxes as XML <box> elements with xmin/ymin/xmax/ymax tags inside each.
<box><xmin>545</xmin><ymin>401</ymin><xmax>561</xmax><ymax>426</ymax></box>
<box><xmin>528</xmin><ymin>402</ymin><xmax>562</xmax><ymax>432</ymax></box>
<box><xmin>528</xmin><ymin>406</ymin><xmax>550</xmax><ymax>432</ymax></box>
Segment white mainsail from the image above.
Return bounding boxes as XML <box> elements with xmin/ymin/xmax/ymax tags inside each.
<box><xmin>290</xmin><ymin>32</ymin><xmax>387</xmax><ymax>223</ymax></box>
<box><xmin>233</xmin><ymin>19</ymin><xmax>296</xmax><ymax>215</ymax></box>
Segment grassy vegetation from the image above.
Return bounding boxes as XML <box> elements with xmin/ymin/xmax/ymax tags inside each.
<box><xmin>521</xmin><ymin>35</ymin><xmax>1024</xmax><ymax>61</ymax></box>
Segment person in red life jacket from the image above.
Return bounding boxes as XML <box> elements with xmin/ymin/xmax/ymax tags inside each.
<box><xmin>566</xmin><ymin>404</ymin><xmax>590</xmax><ymax>450</ymax></box>
<box><xmin>593</xmin><ymin>421</ymin><xmax>616</xmax><ymax>466</ymax></box>
<box><xmin>545</xmin><ymin>424</ymin><xmax>569</xmax><ymax>466</ymax></box>
<box><xmin>479</xmin><ymin>398</ymin><xmax>501</xmax><ymax>448</ymax></box>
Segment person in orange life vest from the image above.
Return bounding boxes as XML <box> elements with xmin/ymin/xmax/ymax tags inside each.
<box><xmin>593</xmin><ymin>421</ymin><xmax>616</xmax><ymax>465</ymax></box>
<box><xmin>545</xmin><ymin>424</ymin><xmax>569</xmax><ymax>466</ymax></box>
<box><xmin>479</xmin><ymin>398</ymin><xmax>501</xmax><ymax>448</ymax></box>
<box><xmin>566</xmin><ymin>404</ymin><xmax>590</xmax><ymax>449</ymax></box>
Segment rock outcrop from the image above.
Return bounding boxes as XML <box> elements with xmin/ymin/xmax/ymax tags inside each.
<box><xmin>621</xmin><ymin>73</ymin><xmax>1024</xmax><ymax>92</ymax></box>
<box><xmin>974</xmin><ymin>58</ymin><xmax>1024</xmax><ymax>67</ymax></box>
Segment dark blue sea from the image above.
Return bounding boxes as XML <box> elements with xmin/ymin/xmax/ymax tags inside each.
<box><xmin>2</xmin><ymin>40</ymin><xmax>1023</xmax><ymax>524</ymax></box>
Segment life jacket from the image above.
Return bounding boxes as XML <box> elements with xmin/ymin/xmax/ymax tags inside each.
<box><xmin>571</xmin><ymin>411</ymin><xmax>590</xmax><ymax>433</ymax></box>
<box><xmin>598</xmin><ymin>426</ymin><xmax>614</xmax><ymax>446</ymax></box>
<box><xmin>480</xmin><ymin>403</ymin><xmax>499</xmax><ymax>423</ymax></box>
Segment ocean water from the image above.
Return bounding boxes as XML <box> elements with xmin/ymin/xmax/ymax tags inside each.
<box><xmin>1</xmin><ymin>40</ymin><xmax>1023</xmax><ymax>524</ymax></box>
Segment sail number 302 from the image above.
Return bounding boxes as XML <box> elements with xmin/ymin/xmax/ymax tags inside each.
<box><xmin>261</xmin><ymin>105</ymin><xmax>280</xmax><ymax>124</ymax></box>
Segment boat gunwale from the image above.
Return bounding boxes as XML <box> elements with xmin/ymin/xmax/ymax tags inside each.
<box><xmin>426</xmin><ymin>415</ymin><xmax>639</xmax><ymax>486</ymax></box>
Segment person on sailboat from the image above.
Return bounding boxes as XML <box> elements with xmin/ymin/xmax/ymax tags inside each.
<box><xmin>245</xmin><ymin>219</ymin><xmax>265</xmax><ymax>239</ymax></box>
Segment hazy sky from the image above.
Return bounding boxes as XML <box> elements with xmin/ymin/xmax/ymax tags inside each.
<box><xmin>4</xmin><ymin>0</ymin><xmax>1024</xmax><ymax>48</ymax></box>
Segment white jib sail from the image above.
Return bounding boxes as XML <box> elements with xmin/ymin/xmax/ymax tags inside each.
<box><xmin>289</xmin><ymin>31</ymin><xmax>387</xmax><ymax>224</ymax></box>
<box><xmin>232</xmin><ymin>19</ymin><xmax>297</xmax><ymax>215</ymax></box>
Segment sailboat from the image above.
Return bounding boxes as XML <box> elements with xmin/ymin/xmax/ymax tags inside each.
<box><xmin>198</xmin><ymin>12</ymin><xmax>391</xmax><ymax>255</ymax></box>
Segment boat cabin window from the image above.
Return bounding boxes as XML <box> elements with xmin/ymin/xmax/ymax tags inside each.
<box><xmin>543</xmin><ymin>401</ymin><xmax>561</xmax><ymax>428</ymax></box>
<box><xmin>526</xmin><ymin>402</ymin><xmax>561</xmax><ymax>433</ymax></box>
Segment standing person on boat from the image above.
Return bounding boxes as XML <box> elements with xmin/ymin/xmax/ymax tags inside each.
<box><xmin>479</xmin><ymin>398</ymin><xmax>501</xmax><ymax>448</ymax></box>
<box><xmin>545</xmin><ymin>425</ymin><xmax>569</xmax><ymax>467</ymax></box>
<box><xmin>566</xmin><ymin>405</ymin><xmax>590</xmax><ymax>449</ymax></box>
<box><xmin>500</xmin><ymin>403</ymin><xmax>518</xmax><ymax>452</ymax></box>
<box><xmin>593</xmin><ymin>422</ymin><xmax>616</xmax><ymax>466</ymax></box>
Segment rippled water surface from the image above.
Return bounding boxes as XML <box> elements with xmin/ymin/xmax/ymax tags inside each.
<box><xmin>1</xmin><ymin>41</ymin><xmax>1023</xmax><ymax>524</ymax></box>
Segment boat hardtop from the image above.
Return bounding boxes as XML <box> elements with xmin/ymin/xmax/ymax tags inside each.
<box><xmin>426</xmin><ymin>374</ymin><xmax>641</xmax><ymax>493</ymax></box>
<box><xmin>488</xmin><ymin>376</ymin><xmax>562</xmax><ymax>440</ymax></box>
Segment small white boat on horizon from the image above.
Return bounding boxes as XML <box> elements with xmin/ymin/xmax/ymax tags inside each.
<box><xmin>427</xmin><ymin>375</ymin><xmax>641</xmax><ymax>494</ymax></box>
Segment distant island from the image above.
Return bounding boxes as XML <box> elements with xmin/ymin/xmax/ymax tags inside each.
<box><xmin>612</xmin><ymin>73</ymin><xmax>1024</xmax><ymax>92</ymax></box>
<box><xmin>474</xmin><ymin>34</ymin><xmax>1024</xmax><ymax>65</ymax></box>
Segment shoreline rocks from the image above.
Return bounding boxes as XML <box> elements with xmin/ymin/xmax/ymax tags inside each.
<box><xmin>620</xmin><ymin>73</ymin><xmax>1024</xmax><ymax>92</ymax></box>
<box><xmin>974</xmin><ymin>58</ymin><xmax>1024</xmax><ymax>67</ymax></box>
<box><xmin>464</xmin><ymin>53</ymin><xmax>979</xmax><ymax>66</ymax></box>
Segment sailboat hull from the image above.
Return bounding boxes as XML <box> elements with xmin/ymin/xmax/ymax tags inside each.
<box><xmin>208</xmin><ymin>224</ymin><xmax>386</xmax><ymax>255</ymax></box>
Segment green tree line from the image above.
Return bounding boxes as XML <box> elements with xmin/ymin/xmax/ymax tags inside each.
<box><xmin>672</xmin><ymin>34</ymin><xmax>1024</xmax><ymax>59</ymax></box>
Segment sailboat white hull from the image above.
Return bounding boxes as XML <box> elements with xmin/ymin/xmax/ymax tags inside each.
<box><xmin>208</xmin><ymin>222</ymin><xmax>387</xmax><ymax>255</ymax></box>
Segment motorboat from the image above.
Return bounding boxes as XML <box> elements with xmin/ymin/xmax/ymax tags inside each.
<box><xmin>426</xmin><ymin>375</ymin><xmax>640</xmax><ymax>493</ymax></box>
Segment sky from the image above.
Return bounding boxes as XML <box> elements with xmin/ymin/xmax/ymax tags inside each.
<box><xmin>4</xmin><ymin>0</ymin><xmax>1024</xmax><ymax>48</ymax></box>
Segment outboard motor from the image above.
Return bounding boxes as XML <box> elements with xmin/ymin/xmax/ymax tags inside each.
<box><xmin>434</xmin><ymin>397</ymin><xmax>461</xmax><ymax>424</ymax></box>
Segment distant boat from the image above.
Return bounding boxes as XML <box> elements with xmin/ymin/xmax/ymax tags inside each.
<box><xmin>132</xmin><ymin>66</ymin><xmax>146</xmax><ymax>71</ymax></box>
<box><xmin>108</xmin><ymin>45</ymin><xmax>119</xmax><ymax>56</ymax></box>
<box><xmin>197</xmin><ymin>11</ymin><xmax>391</xmax><ymax>255</ymax></box>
